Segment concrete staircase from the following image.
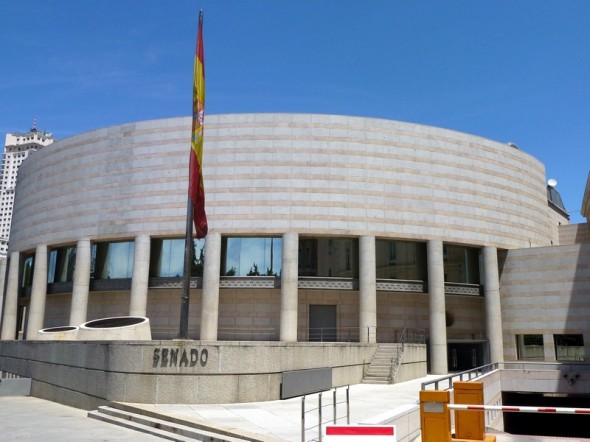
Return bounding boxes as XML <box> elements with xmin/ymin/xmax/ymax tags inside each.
<box><xmin>88</xmin><ymin>402</ymin><xmax>282</xmax><ymax>442</ymax></box>
<box><xmin>362</xmin><ymin>343</ymin><xmax>403</xmax><ymax>384</ymax></box>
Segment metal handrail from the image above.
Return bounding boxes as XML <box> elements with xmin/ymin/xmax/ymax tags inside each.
<box><xmin>301</xmin><ymin>386</ymin><xmax>350</xmax><ymax>442</ymax></box>
<box><xmin>217</xmin><ymin>326</ymin><xmax>279</xmax><ymax>341</ymax></box>
<box><xmin>421</xmin><ymin>361</ymin><xmax>590</xmax><ymax>391</ymax></box>
<box><xmin>421</xmin><ymin>363</ymin><xmax>499</xmax><ymax>390</ymax></box>
<box><xmin>389</xmin><ymin>328</ymin><xmax>408</xmax><ymax>382</ymax></box>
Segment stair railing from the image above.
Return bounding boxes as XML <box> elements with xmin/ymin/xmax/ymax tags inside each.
<box><xmin>388</xmin><ymin>328</ymin><xmax>408</xmax><ymax>383</ymax></box>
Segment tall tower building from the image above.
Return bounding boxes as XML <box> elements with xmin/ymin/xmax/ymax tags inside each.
<box><xmin>1</xmin><ymin>124</ymin><xmax>55</xmax><ymax>257</ymax></box>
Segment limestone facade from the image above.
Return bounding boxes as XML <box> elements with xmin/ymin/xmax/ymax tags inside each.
<box><xmin>0</xmin><ymin>114</ymin><xmax>577</xmax><ymax>373</ymax></box>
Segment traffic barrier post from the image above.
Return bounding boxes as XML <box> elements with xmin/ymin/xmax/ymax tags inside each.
<box><xmin>419</xmin><ymin>389</ymin><xmax>451</xmax><ymax>442</ymax></box>
<box><xmin>454</xmin><ymin>381</ymin><xmax>484</xmax><ymax>440</ymax></box>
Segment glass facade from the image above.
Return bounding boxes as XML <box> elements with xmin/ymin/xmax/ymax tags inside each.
<box><xmin>150</xmin><ymin>238</ymin><xmax>206</xmax><ymax>277</ymax></box>
<box><xmin>48</xmin><ymin>246</ymin><xmax>76</xmax><ymax>283</ymax></box>
<box><xmin>221</xmin><ymin>237</ymin><xmax>282</xmax><ymax>276</ymax></box>
<box><xmin>91</xmin><ymin>241</ymin><xmax>134</xmax><ymax>279</ymax></box>
<box><xmin>298</xmin><ymin>237</ymin><xmax>358</xmax><ymax>278</ymax></box>
<box><xmin>443</xmin><ymin>245</ymin><xmax>481</xmax><ymax>284</ymax></box>
<box><xmin>375</xmin><ymin>239</ymin><xmax>427</xmax><ymax>280</ymax></box>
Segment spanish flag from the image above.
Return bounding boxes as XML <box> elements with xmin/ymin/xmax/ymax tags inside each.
<box><xmin>189</xmin><ymin>11</ymin><xmax>208</xmax><ymax>238</ymax></box>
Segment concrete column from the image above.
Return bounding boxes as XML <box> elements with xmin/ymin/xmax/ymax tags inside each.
<box><xmin>1</xmin><ymin>252</ymin><xmax>20</xmax><ymax>340</ymax></box>
<box><xmin>26</xmin><ymin>245</ymin><xmax>48</xmax><ymax>340</ymax></box>
<box><xmin>280</xmin><ymin>232</ymin><xmax>299</xmax><ymax>342</ymax></box>
<box><xmin>200</xmin><ymin>232</ymin><xmax>221</xmax><ymax>341</ymax></box>
<box><xmin>69</xmin><ymin>239</ymin><xmax>91</xmax><ymax>326</ymax></box>
<box><xmin>483</xmin><ymin>246</ymin><xmax>504</xmax><ymax>363</ymax></box>
<box><xmin>0</xmin><ymin>258</ymin><xmax>8</xmax><ymax>322</ymax></box>
<box><xmin>129</xmin><ymin>235</ymin><xmax>150</xmax><ymax>317</ymax></box>
<box><xmin>427</xmin><ymin>240</ymin><xmax>448</xmax><ymax>375</ymax></box>
<box><xmin>359</xmin><ymin>236</ymin><xmax>377</xmax><ymax>343</ymax></box>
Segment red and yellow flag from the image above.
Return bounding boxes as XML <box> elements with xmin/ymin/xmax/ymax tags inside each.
<box><xmin>189</xmin><ymin>11</ymin><xmax>208</xmax><ymax>238</ymax></box>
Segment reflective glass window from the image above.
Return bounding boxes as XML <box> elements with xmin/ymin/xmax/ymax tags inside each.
<box><xmin>554</xmin><ymin>334</ymin><xmax>584</xmax><ymax>361</ymax></box>
<box><xmin>443</xmin><ymin>245</ymin><xmax>481</xmax><ymax>284</ymax></box>
<box><xmin>21</xmin><ymin>254</ymin><xmax>34</xmax><ymax>287</ymax></box>
<box><xmin>375</xmin><ymin>240</ymin><xmax>427</xmax><ymax>280</ymax></box>
<box><xmin>221</xmin><ymin>237</ymin><xmax>282</xmax><ymax>276</ymax></box>
<box><xmin>150</xmin><ymin>238</ymin><xmax>206</xmax><ymax>277</ymax></box>
<box><xmin>91</xmin><ymin>241</ymin><xmax>134</xmax><ymax>279</ymax></box>
<box><xmin>516</xmin><ymin>334</ymin><xmax>544</xmax><ymax>361</ymax></box>
<box><xmin>48</xmin><ymin>246</ymin><xmax>76</xmax><ymax>283</ymax></box>
<box><xmin>298</xmin><ymin>237</ymin><xmax>358</xmax><ymax>278</ymax></box>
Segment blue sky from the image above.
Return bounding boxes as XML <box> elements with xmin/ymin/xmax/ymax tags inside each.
<box><xmin>1</xmin><ymin>1</ymin><xmax>589</xmax><ymax>222</ymax></box>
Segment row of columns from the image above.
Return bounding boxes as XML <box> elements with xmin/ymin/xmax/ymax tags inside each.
<box><xmin>0</xmin><ymin>234</ymin><xmax>504</xmax><ymax>375</ymax></box>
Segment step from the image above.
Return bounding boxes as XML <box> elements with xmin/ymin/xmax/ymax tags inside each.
<box><xmin>90</xmin><ymin>406</ymin><xmax>255</xmax><ymax>442</ymax></box>
<box><xmin>370</xmin><ymin>359</ymin><xmax>396</xmax><ymax>365</ymax></box>
<box><xmin>361</xmin><ymin>379</ymin><xmax>390</xmax><ymax>385</ymax></box>
<box><xmin>101</xmin><ymin>402</ymin><xmax>283</xmax><ymax>442</ymax></box>
<box><xmin>98</xmin><ymin>406</ymin><xmax>235</xmax><ymax>441</ymax></box>
<box><xmin>365</xmin><ymin>367</ymin><xmax>391</xmax><ymax>376</ymax></box>
<box><xmin>88</xmin><ymin>410</ymin><xmax>192</xmax><ymax>441</ymax></box>
<box><xmin>372</xmin><ymin>354</ymin><xmax>397</xmax><ymax>359</ymax></box>
<box><xmin>363</xmin><ymin>375</ymin><xmax>390</xmax><ymax>381</ymax></box>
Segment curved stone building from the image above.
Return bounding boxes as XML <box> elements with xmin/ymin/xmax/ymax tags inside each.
<box><xmin>0</xmin><ymin>114</ymin><xmax>571</xmax><ymax>375</ymax></box>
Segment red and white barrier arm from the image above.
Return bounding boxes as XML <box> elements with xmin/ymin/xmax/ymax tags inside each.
<box><xmin>448</xmin><ymin>404</ymin><xmax>590</xmax><ymax>415</ymax></box>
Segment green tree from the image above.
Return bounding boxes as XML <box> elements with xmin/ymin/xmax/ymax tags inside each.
<box><xmin>191</xmin><ymin>244</ymin><xmax>205</xmax><ymax>277</ymax></box>
<box><xmin>247</xmin><ymin>263</ymin><xmax>260</xmax><ymax>276</ymax></box>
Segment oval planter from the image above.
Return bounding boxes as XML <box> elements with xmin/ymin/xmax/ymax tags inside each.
<box><xmin>37</xmin><ymin>326</ymin><xmax>79</xmax><ymax>341</ymax></box>
<box><xmin>78</xmin><ymin>316</ymin><xmax>151</xmax><ymax>341</ymax></box>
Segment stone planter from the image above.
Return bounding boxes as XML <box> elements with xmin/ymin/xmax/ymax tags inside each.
<box><xmin>78</xmin><ymin>316</ymin><xmax>151</xmax><ymax>341</ymax></box>
<box><xmin>37</xmin><ymin>326</ymin><xmax>79</xmax><ymax>341</ymax></box>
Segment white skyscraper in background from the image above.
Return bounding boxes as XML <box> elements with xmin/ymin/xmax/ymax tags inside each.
<box><xmin>1</xmin><ymin>124</ymin><xmax>55</xmax><ymax>257</ymax></box>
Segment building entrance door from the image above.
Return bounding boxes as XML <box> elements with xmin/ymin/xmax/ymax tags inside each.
<box><xmin>309</xmin><ymin>305</ymin><xmax>337</xmax><ymax>342</ymax></box>
<box><xmin>448</xmin><ymin>341</ymin><xmax>486</xmax><ymax>371</ymax></box>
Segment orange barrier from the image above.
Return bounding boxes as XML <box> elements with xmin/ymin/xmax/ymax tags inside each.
<box><xmin>419</xmin><ymin>390</ymin><xmax>451</xmax><ymax>442</ymax></box>
<box><xmin>420</xmin><ymin>382</ymin><xmax>496</xmax><ymax>442</ymax></box>
<box><xmin>454</xmin><ymin>381</ymin><xmax>485</xmax><ymax>440</ymax></box>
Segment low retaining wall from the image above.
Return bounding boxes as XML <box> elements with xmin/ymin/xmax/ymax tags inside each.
<box><xmin>396</xmin><ymin>344</ymin><xmax>427</xmax><ymax>383</ymax></box>
<box><xmin>359</xmin><ymin>404</ymin><xmax>420</xmax><ymax>442</ymax></box>
<box><xmin>0</xmin><ymin>341</ymin><xmax>380</xmax><ymax>410</ymax></box>
<box><xmin>0</xmin><ymin>373</ymin><xmax>31</xmax><ymax>397</ymax></box>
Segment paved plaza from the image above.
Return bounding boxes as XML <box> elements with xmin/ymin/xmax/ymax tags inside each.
<box><xmin>0</xmin><ymin>396</ymin><xmax>163</xmax><ymax>441</ymax></box>
<box><xmin>1</xmin><ymin>376</ymin><xmax>590</xmax><ymax>441</ymax></box>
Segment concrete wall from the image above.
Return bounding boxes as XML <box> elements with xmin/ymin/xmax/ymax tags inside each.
<box><xmin>0</xmin><ymin>341</ymin><xmax>377</xmax><ymax>410</ymax></box>
<box><xmin>547</xmin><ymin>205</ymin><xmax>570</xmax><ymax>245</ymax></box>
<box><xmin>360</xmin><ymin>404</ymin><xmax>421</xmax><ymax>442</ymax></box>
<box><xmin>396</xmin><ymin>344</ymin><xmax>427</xmax><ymax>383</ymax></box>
<box><xmin>0</xmin><ymin>377</ymin><xmax>31</xmax><ymax>397</ymax></box>
<box><xmin>559</xmin><ymin>223</ymin><xmax>590</xmax><ymax>245</ymax></box>
<box><xmin>499</xmin><ymin>243</ymin><xmax>590</xmax><ymax>361</ymax></box>
<box><xmin>10</xmin><ymin>114</ymin><xmax>554</xmax><ymax>254</ymax></box>
<box><xmin>499</xmin><ymin>365</ymin><xmax>590</xmax><ymax>395</ymax></box>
